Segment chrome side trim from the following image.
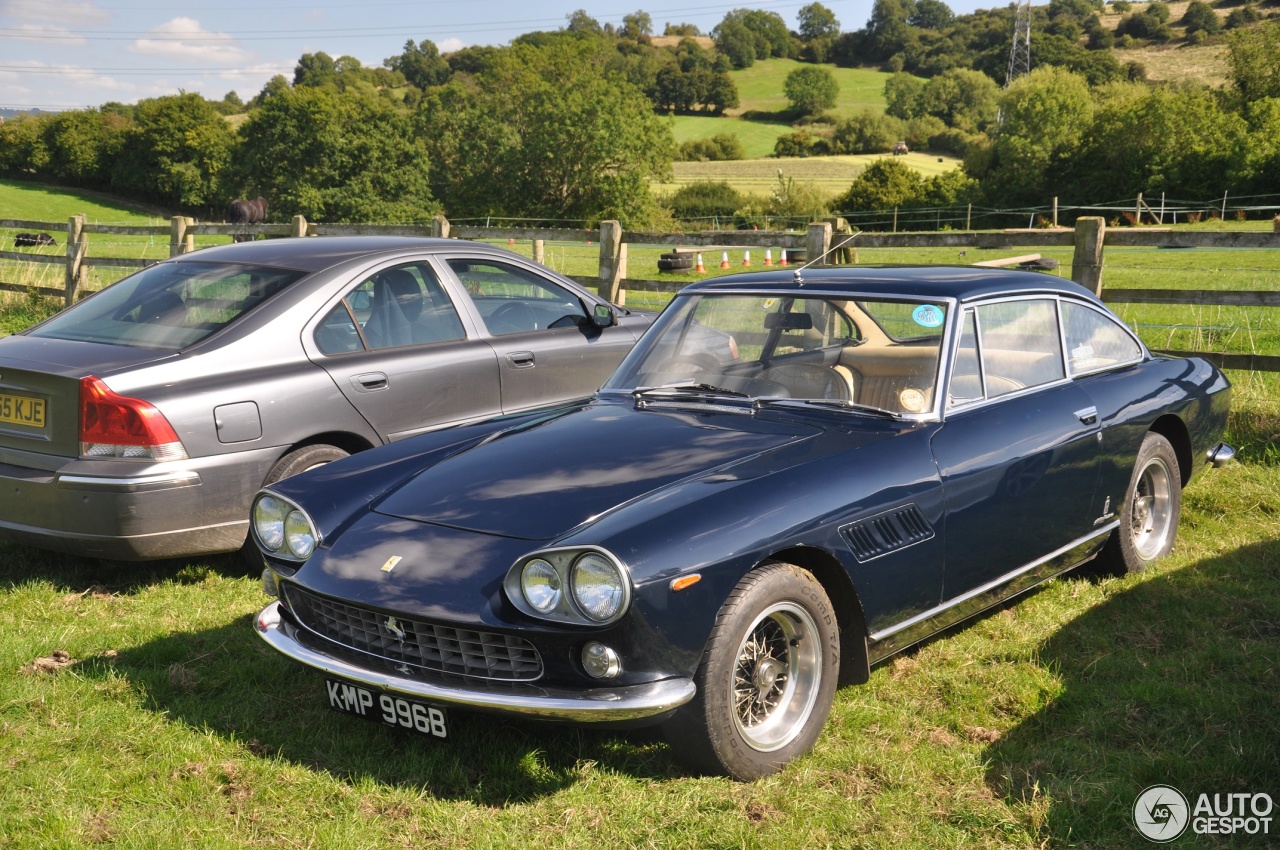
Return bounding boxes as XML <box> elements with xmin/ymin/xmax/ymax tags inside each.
<box><xmin>56</xmin><ymin>470</ymin><xmax>201</xmax><ymax>492</ymax></box>
<box><xmin>868</xmin><ymin>523</ymin><xmax>1118</xmax><ymax>645</ymax></box>
<box><xmin>255</xmin><ymin>602</ymin><xmax>696</xmax><ymax>722</ymax></box>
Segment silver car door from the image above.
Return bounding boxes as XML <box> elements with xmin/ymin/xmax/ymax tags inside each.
<box><xmin>308</xmin><ymin>260</ymin><xmax>501</xmax><ymax>442</ymax></box>
<box><xmin>439</xmin><ymin>257</ymin><xmax>636</xmax><ymax>413</ymax></box>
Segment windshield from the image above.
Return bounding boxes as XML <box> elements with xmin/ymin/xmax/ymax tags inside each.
<box><xmin>29</xmin><ymin>261</ymin><xmax>306</xmax><ymax>350</ymax></box>
<box><xmin>604</xmin><ymin>293</ymin><xmax>949</xmax><ymax>415</ymax></box>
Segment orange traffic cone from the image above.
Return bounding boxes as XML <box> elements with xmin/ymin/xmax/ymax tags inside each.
<box><xmin>780</xmin><ymin>249</ymin><xmax>789</xmax><ymax>266</ymax></box>
<box><xmin>695</xmin><ymin>253</ymin><xmax>705</xmax><ymax>273</ymax></box>
<box><xmin>764</xmin><ymin>249</ymin><xmax>773</xmax><ymax>266</ymax></box>
<box><xmin>507</xmin><ymin>238</ymin><xmax>515</xmax><ymax>246</ymax></box>
<box><xmin>742</xmin><ymin>251</ymin><xmax>751</xmax><ymax>266</ymax></box>
<box><xmin>720</xmin><ymin>251</ymin><xmax>730</xmax><ymax>269</ymax></box>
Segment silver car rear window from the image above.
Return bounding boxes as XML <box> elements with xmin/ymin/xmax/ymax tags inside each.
<box><xmin>29</xmin><ymin>261</ymin><xmax>306</xmax><ymax>350</ymax></box>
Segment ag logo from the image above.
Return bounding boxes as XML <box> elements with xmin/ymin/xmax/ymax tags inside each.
<box><xmin>1134</xmin><ymin>785</ymin><xmax>1190</xmax><ymax>842</ymax></box>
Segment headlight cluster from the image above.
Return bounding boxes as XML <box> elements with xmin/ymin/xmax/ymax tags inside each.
<box><xmin>506</xmin><ymin>547</ymin><xmax>631</xmax><ymax>625</ymax></box>
<box><xmin>252</xmin><ymin>492</ymin><xmax>319</xmax><ymax>560</ymax></box>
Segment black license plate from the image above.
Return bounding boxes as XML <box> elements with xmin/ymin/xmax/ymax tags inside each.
<box><xmin>324</xmin><ymin>678</ymin><xmax>447</xmax><ymax>739</ymax></box>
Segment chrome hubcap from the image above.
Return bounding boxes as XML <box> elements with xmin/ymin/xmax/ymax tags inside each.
<box><xmin>731</xmin><ymin>602</ymin><xmax>822</xmax><ymax>752</ymax></box>
<box><xmin>1131</xmin><ymin>457</ymin><xmax>1173</xmax><ymax>559</ymax></box>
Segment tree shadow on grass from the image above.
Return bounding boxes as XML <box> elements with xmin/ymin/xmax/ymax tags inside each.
<box><xmin>0</xmin><ymin>540</ymin><xmax>263</xmax><ymax>595</ymax></box>
<box><xmin>985</xmin><ymin>540</ymin><xmax>1280</xmax><ymax>847</ymax></box>
<box><xmin>70</xmin><ymin>612</ymin><xmax>681</xmax><ymax>803</ymax></box>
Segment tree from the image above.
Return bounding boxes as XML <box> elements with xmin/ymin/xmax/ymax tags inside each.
<box><xmin>831</xmin><ymin>110</ymin><xmax>905</xmax><ymax>154</ymax></box>
<box><xmin>833</xmin><ymin>158</ymin><xmax>925</xmax><ymax>211</ymax></box>
<box><xmin>565</xmin><ymin>9</ymin><xmax>604</xmax><ymax>36</ymax></box>
<box><xmin>620</xmin><ymin>11</ymin><xmax>653</xmax><ymax>40</ymax></box>
<box><xmin>110</xmin><ymin>93</ymin><xmax>235</xmax><ymax>208</ymax></box>
<box><xmin>975</xmin><ymin>66</ymin><xmax>1093</xmax><ymax>205</ymax></box>
<box><xmin>784</xmin><ymin>66</ymin><xmax>839</xmax><ymax>116</ymax></box>
<box><xmin>714</xmin><ymin>9</ymin><xmax>792</xmax><ymax>61</ymax></box>
<box><xmin>797</xmin><ymin>3</ymin><xmax>841</xmax><ymax>41</ymax></box>
<box><xmin>294</xmin><ymin>52</ymin><xmax>338</xmax><ymax>88</ymax></box>
<box><xmin>233</xmin><ymin>86</ymin><xmax>437</xmax><ymax>222</ymax></box>
<box><xmin>883</xmin><ymin>72</ymin><xmax>925</xmax><ymax>119</ymax></box>
<box><xmin>715</xmin><ymin>18</ymin><xmax>759</xmax><ymax>68</ymax></box>
<box><xmin>909</xmin><ymin>0</ymin><xmax>955</xmax><ymax>31</ymax></box>
<box><xmin>1226</xmin><ymin>22</ymin><xmax>1280</xmax><ymax>103</ymax></box>
<box><xmin>387</xmin><ymin>39</ymin><xmax>451</xmax><ymax>90</ymax></box>
<box><xmin>918</xmin><ymin>68</ymin><xmax>999</xmax><ymax>132</ymax></box>
<box><xmin>422</xmin><ymin>40</ymin><xmax>673</xmax><ymax>225</ymax></box>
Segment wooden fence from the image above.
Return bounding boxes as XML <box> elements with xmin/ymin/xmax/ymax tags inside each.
<box><xmin>3</xmin><ymin>214</ymin><xmax>1280</xmax><ymax>371</ymax></box>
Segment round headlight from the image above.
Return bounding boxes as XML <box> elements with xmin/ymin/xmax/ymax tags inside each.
<box><xmin>570</xmin><ymin>552</ymin><xmax>626</xmax><ymax>622</ymax></box>
<box><xmin>284</xmin><ymin>510</ymin><xmax>317</xmax><ymax>559</ymax></box>
<box><xmin>521</xmin><ymin>558</ymin><xmax>561</xmax><ymax>613</ymax></box>
<box><xmin>253</xmin><ymin>495</ymin><xmax>287</xmax><ymax>552</ymax></box>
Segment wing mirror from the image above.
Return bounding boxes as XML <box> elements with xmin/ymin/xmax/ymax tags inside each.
<box><xmin>592</xmin><ymin>303</ymin><xmax>616</xmax><ymax>328</ymax></box>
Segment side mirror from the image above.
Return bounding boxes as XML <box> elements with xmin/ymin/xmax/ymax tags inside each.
<box><xmin>592</xmin><ymin>303</ymin><xmax>616</xmax><ymax>328</ymax></box>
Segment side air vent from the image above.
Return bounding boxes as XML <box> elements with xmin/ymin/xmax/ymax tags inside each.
<box><xmin>841</xmin><ymin>504</ymin><xmax>935</xmax><ymax>562</ymax></box>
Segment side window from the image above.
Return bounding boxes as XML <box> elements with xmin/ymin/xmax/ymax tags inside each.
<box><xmin>1062</xmin><ymin>301</ymin><xmax>1142</xmax><ymax>375</ymax></box>
<box><xmin>315</xmin><ymin>263</ymin><xmax>465</xmax><ymax>355</ymax></box>
<box><xmin>975</xmin><ymin>299</ymin><xmax>1065</xmax><ymax>397</ymax></box>
<box><xmin>447</xmin><ymin>260</ymin><xmax>587</xmax><ymax>336</ymax></box>
<box><xmin>948</xmin><ymin>309</ymin><xmax>983</xmax><ymax>407</ymax></box>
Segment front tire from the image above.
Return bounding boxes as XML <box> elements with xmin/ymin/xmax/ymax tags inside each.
<box><xmin>663</xmin><ymin>562</ymin><xmax>839</xmax><ymax>780</ymax></box>
<box><xmin>1098</xmin><ymin>431</ymin><xmax>1181</xmax><ymax>575</ymax></box>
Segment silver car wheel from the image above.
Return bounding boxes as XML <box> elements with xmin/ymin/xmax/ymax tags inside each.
<box><xmin>730</xmin><ymin>601</ymin><xmax>822</xmax><ymax>753</ymax></box>
<box><xmin>1130</xmin><ymin>456</ymin><xmax>1174</xmax><ymax>560</ymax></box>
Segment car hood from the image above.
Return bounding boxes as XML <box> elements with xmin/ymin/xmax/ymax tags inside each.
<box><xmin>372</xmin><ymin>398</ymin><xmax>824</xmax><ymax>541</ymax></box>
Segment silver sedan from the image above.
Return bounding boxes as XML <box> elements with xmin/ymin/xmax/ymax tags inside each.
<box><xmin>0</xmin><ymin>237</ymin><xmax>655</xmax><ymax>560</ymax></box>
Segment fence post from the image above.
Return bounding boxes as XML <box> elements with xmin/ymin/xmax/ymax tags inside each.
<box><xmin>1072</xmin><ymin>216</ymin><xmax>1106</xmax><ymax>296</ymax></box>
<box><xmin>599</xmin><ymin>220</ymin><xmax>623</xmax><ymax>302</ymax></box>
<box><xmin>432</xmin><ymin>215</ymin><xmax>450</xmax><ymax>238</ymax></box>
<box><xmin>169</xmin><ymin>215</ymin><xmax>188</xmax><ymax>257</ymax></box>
<box><xmin>65</xmin><ymin>215</ymin><xmax>86</xmax><ymax>306</ymax></box>
<box><xmin>807</xmin><ymin>221</ymin><xmax>832</xmax><ymax>264</ymax></box>
<box><xmin>290</xmin><ymin>215</ymin><xmax>307</xmax><ymax>238</ymax></box>
<box><xmin>533</xmin><ymin>239</ymin><xmax>544</xmax><ymax>265</ymax></box>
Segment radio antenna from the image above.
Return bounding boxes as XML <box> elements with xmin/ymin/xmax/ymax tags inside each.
<box><xmin>793</xmin><ymin>227</ymin><xmax>861</xmax><ymax>285</ymax></box>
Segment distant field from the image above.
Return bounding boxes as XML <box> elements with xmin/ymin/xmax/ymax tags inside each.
<box><xmin>655</xmin><ymin>152</ymin><xmax>962</xmax><ymax>197</ymax></box>
<box><xmin>669</xmin><ymin>114</ymin><xmax>795</xmax><ymax>159</ymax></box>
<box><xmin>727</xmin><ymin>59</ymin><xmax>894</xmax><ymax>120</ymax></box>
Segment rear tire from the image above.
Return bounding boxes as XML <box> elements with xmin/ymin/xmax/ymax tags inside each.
<box><xmin>662</xmin><ymin>562</ymin><xmax>839</xmax><ymax>780</ymax></box>
<box><xmin>657</xmin><ymin>253</ymin><xmax>694</xmax><ymax>272</ymax></box>
<box><xmin>1096</xmin><ymin>432</ymin><xmax>1181</xmax><ymax>575</ymax></box>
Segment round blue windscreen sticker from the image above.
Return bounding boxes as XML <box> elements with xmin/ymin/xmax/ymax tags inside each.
<box><xmin>912</xmin><ymin>304</ymin><xmax>944</xmax><ymax>327</ymax></box>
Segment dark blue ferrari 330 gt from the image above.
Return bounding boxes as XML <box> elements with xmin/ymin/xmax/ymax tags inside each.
<box><xmin>252</xmin><ymin>266</ymin><xmax>1233</xmax><ymax>779</ymax></box>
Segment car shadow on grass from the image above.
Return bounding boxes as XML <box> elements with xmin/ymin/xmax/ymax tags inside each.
<box><xmin>0</xmin><ymin>541</ymin><xmax>268</xmax><ymax>594</ymax></box>
<box><xmin>984</xmin><ymin>540</ymin><xmax>1280</xmax><ymax>847</ymax></box>
<box><xmin>70</xmin><ymin>611</ymin><xmax>682</xmax><ymax>802</ymax></box>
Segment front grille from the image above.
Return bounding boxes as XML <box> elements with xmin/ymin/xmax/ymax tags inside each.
<box><xmin>282</xmin><ymin>585</ymin><xmax>543</xmax><ymax>681</ymax></box>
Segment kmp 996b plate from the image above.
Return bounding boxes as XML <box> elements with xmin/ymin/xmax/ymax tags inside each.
<box><xmin>324</xmin><ymin>678</ymin><xmax>447</xmax><ymax>738</ymax></box>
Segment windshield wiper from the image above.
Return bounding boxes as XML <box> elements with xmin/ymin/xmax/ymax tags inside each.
<box><xmin>755</xmin><ymin>397</ymin><xmax>902</xmax><ymax>418</ymax></box>
<box><xmin>633</xmin><ymin>381</ymin><xmax>750</xmax><ymax>399</ymax></box>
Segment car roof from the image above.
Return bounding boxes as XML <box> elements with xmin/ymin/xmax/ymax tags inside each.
<box><xmin>680</xmin><ymin>265</ymin><xmax>1102</xmax><ymax>306</ymax></box>
<box><xmin>173</xmin><ymin>236</ymin><xmax>520</xmax><ymax>273</ymax></box>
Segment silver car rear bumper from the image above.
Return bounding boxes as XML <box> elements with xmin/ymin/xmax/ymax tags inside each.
<box><xmin>255</xmin><ymin>601</ymin><xmax>696</xmax><ymax>723</ymax></box>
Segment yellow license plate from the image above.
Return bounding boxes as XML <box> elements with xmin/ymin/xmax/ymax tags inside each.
<box><xmin>0</xmin><ymin>393</ymin><xmax>46</xmax><ymax>428</ymax></box>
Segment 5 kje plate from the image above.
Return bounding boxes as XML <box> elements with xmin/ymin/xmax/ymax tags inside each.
<box><xmin>0</xmin><ymin>393</ymin><xmax>45</xmax><ymax>428</ymax></box>
<box><xmin>324</xmin><ymin>678</ymin><xmax>448</xmax><ymax>739</ymax></box>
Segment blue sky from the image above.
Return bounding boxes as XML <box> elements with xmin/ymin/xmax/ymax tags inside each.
<box><xmin>0</xmin><ymin>0</ymin><xmax>994</xmax><ymax>111</ymax></box>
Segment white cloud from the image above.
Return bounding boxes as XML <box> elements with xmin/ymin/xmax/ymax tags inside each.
<box><xmin>2</xmin><ymin>0</ymin><xmax>111</xmax><ymax>27</ymax></box>
<box><xmin>437</xmin><ymin>38</ymin><xmax>467</xmax><ymax>54</ymax></box>
<box><xmin>0</xmin><ymin>23</ymin><xmax>88</xmax><ymax>46</ymax></box>
<box><xmin>127</xmin><ymin>17</ymin><xmax>252</xmax><ymax>66</ymax></box>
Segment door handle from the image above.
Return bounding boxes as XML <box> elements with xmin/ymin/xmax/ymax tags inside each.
<box><xmin>506</xmin><ymin>351</ymin><xmax>535</xmax><ymax>369</ymax></box>
<box><xmin>1074</xmin><ymin>406</ymin><xmax>1098</xmax><ymax>425</ymax></box>
<box><xmin>352</xmin><ymin>372</ymin><xmax>388</xmax><ymax>391</ymax></box>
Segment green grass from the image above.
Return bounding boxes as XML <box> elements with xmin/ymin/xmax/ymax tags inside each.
<box><xmin>727</xmin><ymin>59</ymin><xmax>894</xmax><ymax>120</ymax></box>
<box><xmin>656</xmin><ymin>152</ymin><xmax>962</xmax><ymax>197</ymax></box>
<box><xmin>0</xmin><ymin>383</ymin><xmax>1274</xmax><ymax>848</ymax></box>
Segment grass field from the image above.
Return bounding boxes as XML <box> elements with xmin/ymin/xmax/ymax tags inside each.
<box><xmin>0</xmin><ymin>177</ymin><xmax>1277</xmax><ymax>846</ymax></box>
<box><xmin>655</xmin><ymin>152</ymin><xmax>962</xmax><ymax>197</ymax></box>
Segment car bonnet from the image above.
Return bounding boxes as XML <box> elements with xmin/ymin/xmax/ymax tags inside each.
<box><xmin>371</xmin><ymin>400</ymin><xmax>824</xmax><ymax>541</ymax></box>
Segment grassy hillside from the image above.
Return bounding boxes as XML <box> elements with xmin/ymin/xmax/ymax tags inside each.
<box><xmin>655</xmin><ymin>152</ymin><xmax>962</xmax><ymax>197</ymax></box>
<box><xmin>0</xmin><ymin>178</ymin><xmax>169</xmax><ymax>224</ymax></box>
<box><xmin>727</xmin><ymin>59</ymin><xmax>893</xmax><ymax>119</ymax></box>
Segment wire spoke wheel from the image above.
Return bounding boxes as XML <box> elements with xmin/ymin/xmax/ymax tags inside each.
<box><xmin>731</xmin><ymin>602</ymin><xmax>822</xmax><ymax>752</ymax></box>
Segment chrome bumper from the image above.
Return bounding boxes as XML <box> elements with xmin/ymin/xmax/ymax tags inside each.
<box><xmin>255</xmin><ymin>601</ymin><xmax>696</xmax><ymax>723</ymax></box>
